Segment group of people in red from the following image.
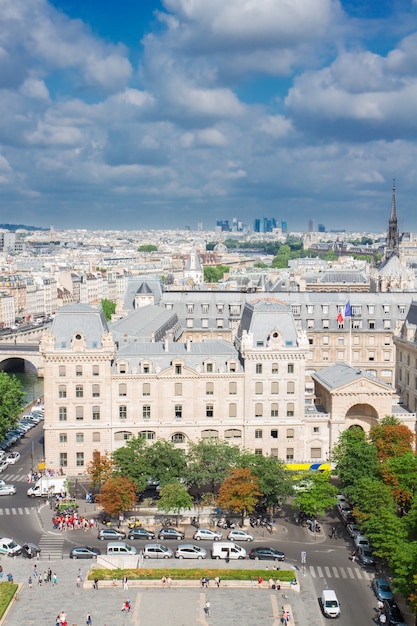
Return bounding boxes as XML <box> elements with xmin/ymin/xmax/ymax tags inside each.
<box><xmin>52</xmin><ymin>512</ymin><xmax>94</xmax><ymax>531</ymax></box>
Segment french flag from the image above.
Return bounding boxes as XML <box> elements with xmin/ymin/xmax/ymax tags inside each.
<box><xmin>337</xmin><ymin>301</ymin><xmax>351</xmax><ymax>323</ymax></box>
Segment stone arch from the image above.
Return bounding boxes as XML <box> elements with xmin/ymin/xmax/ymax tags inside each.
<box><xmin>0</xmin><ymin>356</ymin><xmax>39</xmax><ymax>375</ymax></box>
<box><xmin>345</xmin><ymin>403</ymin><xmax>379</xmax><ymax>432</ymax></box>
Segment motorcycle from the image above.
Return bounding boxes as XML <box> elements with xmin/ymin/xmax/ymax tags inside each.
<box><xmin>217</xmin><ymin>518</ymin><xmax>235</xmax><ymax>529</ymax></box>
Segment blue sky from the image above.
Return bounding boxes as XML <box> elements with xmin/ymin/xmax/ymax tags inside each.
<box><xmin>1</xmin><ymin>0</ymin><xmax>417</xmax><ymax>232</ymax></box>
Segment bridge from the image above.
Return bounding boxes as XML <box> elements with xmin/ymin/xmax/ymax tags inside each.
<box><xmin>0</xmin><ymin>344</ymin><xmax>43</xmax><ymax>376</ymax></box>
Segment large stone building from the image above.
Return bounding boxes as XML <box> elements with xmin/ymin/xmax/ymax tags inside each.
<box><xmin>40</xmin><ymin>292</ymin><xmax>416</xmax><ymax>477</ymax></box>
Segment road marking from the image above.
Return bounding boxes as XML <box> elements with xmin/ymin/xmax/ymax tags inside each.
<box><xmin>332</xmin><ymin>567</ymin><xmax>339</xmax><ymax>577</ymax></box>
<box><xmin>316</xmin><ymin>566</ymin><xmax>324</xmax><ymax>577</ymax></box>
<box><xmin>270</xmin><ymin>593</ymin><xmax>281</xmax><ymax>625</ymax></box>
<box><xmin>309</xmin><ymin>566</ymin><xmax>316</xmax><ymax>578</ymax></box>
<box><xmin>347</xmin><ymin>568</ymin><xmax>356</xmax><ymax>578</ymax></box>
<box><xmin>340</xmin><ymin>568</ymin><xmax>348</xmax><ymax>578</ymax></box>
<box><xmin>355</xmin><ymin>568</ymin><xmax>364</xmax><ymax>579</ymax></box>
<box><xmin>324</xmin><ymin>567</ymin><xmax>332</xmax><ymax>577</ymax></box>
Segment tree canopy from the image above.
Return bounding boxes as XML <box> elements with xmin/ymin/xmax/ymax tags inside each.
<box><xmin>101</xmin><ymin>298</ymin><xmax>116</xmax><ymax>322</ymax></box>
<box><xmin>157</xmin><ymin>481</ymin><xmax>193</xmax><ymax>515</ymax></box>
<box><xmin>0</xmin><ymin>372</ymin><xmax>25</xmax><ymax>440</ymax></box>
<box><xmin>95</xmin><ymin>475</ymin><xmax>137</xmax><ymax>517</ymax></box>
<box><xmin>217</xmin><ymin>467</ymin><xmax>261</xmax><ymax>522</ymax></box>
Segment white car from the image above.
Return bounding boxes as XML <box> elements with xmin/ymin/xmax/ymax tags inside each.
<box><xmin>193</xmin><ymin>528</ymin><xmax>223</xmax><ymax>541</ymax></box>
<box><xmin>227</xmin><ymin>529</ymin><xmax>254</xmax><ymax>542</ymax></box>
<box><xmin>0</xmin><ymin>484</ymin><xmax>16</xmax><ymax>496</ymax></box>
<box><xmin>0</xmin><ymin>460</ymin><xmax>8</xmax><ymax>473</ymax></box>
<box><xmin>6</xmin><ymin>452</ymin><xmax>20</xmax><ymax>464</ymax></box>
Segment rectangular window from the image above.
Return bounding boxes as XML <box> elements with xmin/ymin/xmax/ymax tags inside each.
<box><xmin>338</xmin><ymin>336</ymin><xmax>344</xmax><ymax>345</ymax></box>
<box><xmin>254</xmin><ymin>449</ymin><xmax>263</xmax><ymax>455</ymax></box>
<box><xmin>76</xmin><ymin>406</ymin><xmax>84</xmax><ymax>421</ymax></box>
<box><xmin>92</xmin><ymin>384</ymin><xmax>100</xmax><ymax>398</ymax></box>
<box><xmin>384</xmin><ymin>351</ymin><xmax>390</xmax><ymax>361</ymax></box>
<box><xmin>175</xmin><ymin>405</ymin><xmax>182</xmax><ymax>419</ymax></box>
<box><xmin>287</xmin><ymin>403</ymin><xmax>294</xmax><ymax>417</ymax></box>
<box><xmin>287</xmin><ymin>381</ymin><xmax>295</xmax><ymax>395</ymax></box>
<box><xmin>216</xmin><ymin>318</ymin><xmax>224</xmax><ymax>328</ymax></box>
<box><xmin>369</xmin><ymin>320</ymin><xmax>375</xmax><ymax>329</ymax></box>
<box><xmin>76</xmin><ymin>365</ymin><xmax>82</xmax><ymax>377</ymax></box>
<box><xmin>353</xmin><ymin>351</ymin><xmax>359</xmax><ymax>362</ymax></box>
<box><xmin>76</xmin><ymin>433</ymin><xmax>84</xmax><ymax>443</ymax></box>
<box><xmin>58</xmin><ymin>385</ymin><xmax>66</xmax><ymax>398</ymax></box>
<box><xmin>352</xmin><ymin>319</ymin><xmax>362</xmax><ymax>329</ymax></box>
<box><xmin>286</xmin><ymin>448</ymin><xmax>294</xmax><ymax>461</ymax></box>
<box><xmin>229</xmin><ymin>403</ymin><xmax>237</xmax><ymax>418</ymax></box>
<box><xmin>255</xmin><ymin>429</ymin><xmax>263</xmax><ymax>439</ymax></box>
<box><xmin>287</xmin><ymin>364</ymin><xmax>294</xmax><ymax>374</ymax></box>
<box><xmin>368</xmin><ymin>304</ymin><xmax>375</xmax><ymax>314</ymax></box>
<box><xmin>272</xmin><ymin>363</ymin><xmax>278</xmax><ymax>374</ymax></box>
<box><xmin>206</xmin><ymin>404</ymin><xmax>214</xmax><ymax>418</ymax></box>
<box><xmin>119</xmin><ymin>406</ymin><xmax>127</xmax><ymax>420</ymax></box>
<box><xmin>59</xmin><ymin>407</ymin><xmax>67</xmax><ymax>422</ymax></box>
<box><xmin>384</xmin><ymin>336</ymin><xmax>391</xmax><ymax>345</ymax></box>
<box><xmin>59</xmin><ymin>365</ymin><xmax>66</xmax><ymax>377</ymax></box>
<box><xmin>201</xmin><ymin>318</ymin><xmax>208</xmax><ymax>328</ymax></box>
<box><xmin>175</xmin><ymin>382</ymin><xmax>182</xmax><ymax>395</ymax></box>
<box><xmin>286</xmin><ymin>428</ymin><xmax>294</xmax><ymax>439</ymax></box>
<box><xmin>383</xmin><ymin>319</ymin><xmax>391</xmax><ymax>329</ymax></box>
<box><xmin>175</xmin><ymin>364</ymin><xmax>182</xmax><ymax>375</ymax></box>
<box><xmin>143</xmin><ymin>383</ymin><xmax>150</xmax><ymax>396</ymax></box>
<box><xmin>271</xmin><ymin>429</ymin><xmax>278</xmax><ymax>439</ymax></box>
<box><xmin>311</xmin><ymin>447</ymin><xmax>321</xmax><ymax>458</ymax></box>
<box><xmin>229</xmin><ymin>382</ymin><xmax>237</xmax><ymax>395</ymax></box>
<box><xmin>92</xmin><ymin>406</ymin><xmax>100</xmax><ymax>421</ymax></box>
<box><xmin>313</xmin><ymin>427</ymin><xmax>319</xmax><ymax>433</ymax></box>
<box><xmin>322</xmin><ymin>304</ymin><xmax>329</xmax><ymax>314</ymax></box>
<box><xmin>119</xmin><ymin>383</ymin><xmax>127</xmax><ymax>396</ymax></box>
<box><xmin>186</xmin><ymin>304</ymin><xmax>194</xmax><ymax>313</ymax></box>
<box><xmin>323</xmin><ymin>351</ymin><xmax>329</xmax><ymax>361</ymax></box>
<box><xmin>271</xmin><ymin>381</ymin><xmax>279</xmax><ymax>394</ymax></box>
<box><xmin>143</xmin><ymin>365</ymin><xmax>149</xmax><ymax>374</ymax></box>
<box><xmin>143</xmin><ymin>405</ymin><xmax>151</xmax><ymax>419</ymax></box>
<box><xmin>322</xmin><ymin>335</ymin><xmax>329</xmax><ymax>345</ymax></box>
<box><xmin>255</xmin><ymin>381</ymin><xmax>263</xmax><ymax>395</ymax></box>
<box><xmin>307</xmin><ymin>305</ymin><xmax>314</xmax><ymax>314</ymax></box>
<box><xmin>337</xmin><ymin>351</ymin><xmax>344</xmax><ymax>360</ymax></box>
<box><xmin>307</xmin><ymin>319</ymin><xmax>314</xmax><ymax>329</ymax></box>
<box><xmin>271</xmin><ymin>404</ymin><xmax>278</xmax><ymax>417</ymax></box>
<box><xmin>92</xmin><ymin>365</ymin><xmax>99</xmax><ymax>376</ymax></box>
<box><xmin>186</xmin><ymin>318</ymin><xmax>193</xmax><ymax>328</ymax></box>
<box><xmin>256</xmin><ymin>363</ymin><xmax>262</xmax><ymax>374</ymax></box>
<box><xmin>399</xmin><ymin>305</ymin><xmax>406</xmax><ymax>314</ymax></box>
<box><xmin>76</xmin><ymin>452</ymin><xmax>84</xmax><ymax>467</ymax></box>
<box><xmin>368</xmin><ymin>351</ymin><xmax>375</xmax><ymax>361</ymax></box>
<box><xmin>59</xmin><ymin>452</ymin><xmax>67</xmax><ymax>468</ymax></box>
<box><xmin>206</xmin><ymin>382</ymin><xmax>214</xmax><ymax>395</ymax></box>
<box><xmin>92</xmin><ymin>432</ymin><xmax>100</xmax><ymax>442</ymax></box>
<box><xmin>255</xmin><ymin>403</ymin><xmax>263</xmax><ymax>418</ymax></box>
<box><xmin>202</xmin><ymin>304</ymin><xmax>209</xmax><ymax>313</ymax></box>
<box><xmin>59</xmin><ymin>433</ymin><xmax>67</xmax><ymax>444</ymax></box>
<box><xmin>383</xmin><ymin>305</ymin><xmax>390</xmax><ymax>314</ymax></box>
<box><xmin>75</xmin><ymin>385</ymin><xmax>83</xmax><ymax>398</ymax></box>
<box><xmin>322</xmin><ymin>319</ymin><xmax>329</xmax><ymax>329</ymax></box>
<box><xmin>206</xmin><ymin>363</ymin><xmax>213</xmax><ymax>373</ymax></box>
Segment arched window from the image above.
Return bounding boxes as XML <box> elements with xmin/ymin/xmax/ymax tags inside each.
<box><xmin>139</xmin><ymin>431</ymin><xmax>155</xmax><ymax>440</ymax></box>
<box><xmin>224</xmin><ymin>429</ymin><xmax>242</xmax><ymax>440</ymax></box>
<box><xmin>255</xmin><ymin>382</ymin><xmax>263</xmax><ymax>395</ymax></box>
<box><xmin>171</xmin><ymin>433</ymin><xmax>186</xmax><ymax>443</ymax></box>
<box><xmin>201</xmin><ymin>430</ymin><xmax>219</xmax><ymax>439</ymax></box>
<box><xmin>92</xmin><ymin>432</ymin><xmax>100</xmax><ymax>442</ymax></box>
<box><xmin>114</xmin><ymin>431</ymin><xmax>132</xmax><ymax>441</ymax></box>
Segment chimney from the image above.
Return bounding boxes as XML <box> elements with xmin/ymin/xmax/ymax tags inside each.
<box><xmin>186</xmin><ymin>336</ymin><xmax>191</xmax><ymax>352</ymax></box>
<box><xmin>164</xmin><ymin>335</ymin><xmax>169</xmax><ymax>352</ymax></box>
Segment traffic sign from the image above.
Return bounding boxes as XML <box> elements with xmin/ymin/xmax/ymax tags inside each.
<box><xmin>301</xmin><ymin>551</ymin><xmax>307</xmax><ymax>563</ymax></box>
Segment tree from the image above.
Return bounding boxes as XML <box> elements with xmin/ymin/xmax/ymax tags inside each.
<box><xmin>85</xmin><ymin>450</ymin><xmax>114</xmax><ymax>489</ymax></box>
<box><xmin>239</xmin><ymin>452</ymin><xmax>293</xmax><ymax>508</ymax></box>
<box><xmin>101</xmin><ymin>298</ymin><xmax>116</xmax><ymax>322</ymax></box>
<box><xmin>185</xmin><ymin>439</ymin><xmax>241</xmax><ymax>494</ymax></box>
<box><xmin>217</xmin><ymin>468</ymin><xmax>261</xmax><ymax>523</ymax></box>
<box><xmin>332</xmin><ymin>427</ymin><xmax>380</xmax><ymax>491</ymax></box>
<box><xmin>203</xmin><ymin>265</ymin><xmax>230</xmax><ymax>283</ymax></box>
<box><xmin>381</xmin><ymin>451</ymin><xmax>417</xmax><ymax>510</ymax></box>
<box><xmin>143</xmin><ymin>440</ymin><xmax>186</xmax><ymax>487</ymax></box>
<box><xmin>292</xmin><ymin>471</ymin><xmax>337</xmax><ymax>518</ymax></box>
<box><xmin>0</xmin><ymin>372</ymin><xmax>25</xmax><ymax>440</ymax></box>
<box><xmin>370</xmin><ymin>416</ymin><xmax>414</xmax><ymax>461</ymax></box>
<box><xmin>95</xmin><ymin>475</ymin><xmax>137</xmax><ymax>517</ymax></box>
<box><xmin>157</xmin><ymin>481</ymin><xmax>193</xmax><ymax>515</ymax></box>
<box><xmin>112</xmin><ymin>436</ymin><xmax>150</xmax><ymax>492</ymax></box>
<box><xmin>138</xmin><ymin>244</ymin><xmax>157</xmax><ymax>252</ymax></box>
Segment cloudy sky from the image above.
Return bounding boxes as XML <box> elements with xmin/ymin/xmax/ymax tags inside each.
<box><xmin>0</xmin><ymin>0</ymin><xmax>416</xmax><ymax>232</ymax></box>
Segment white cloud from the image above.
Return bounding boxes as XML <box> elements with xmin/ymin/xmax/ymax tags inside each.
<box><xmin>20</xmin><ymin>78</ymin><xmax>50</xmax><ymax>100</ymax></box>
<box><xmin>180</xmin><ymin>128</ymin><xmax>227</xmax><ymax>147</ymax></box>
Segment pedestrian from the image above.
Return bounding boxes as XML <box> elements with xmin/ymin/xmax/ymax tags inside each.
<box><xmin>59</xmin><ymin>610</ymin><xmax>67</xmax><ymax>623</ymax></box>
<box><xmin>166</xmin><ymin>576</ymin><xmax>172</xmax><ymax>588</ymax></box>
<box><xmin>204</xmin><ymin>576</ymin><xmax>210</xmax><ymax>588</ymax></box>
<box><xmin>123</xmin><ymin>575</ymin><xmax>128</xmax><ymax>590</ymax></box>
<box><xmin>214</xmin><ymin>576</ymin><xmax>220</xmax><ymax>588</ymax></box>
<box><xmin>0</xmin><ymin>565</ymin><xmax>3</xmax><ymax>579</ymax></box>
<box><xmin>93</xmin><ymin>577</ymin><xmax>98</xmax><ymax>590</ymax></box>
<box><xmin>86</xmin><ymin>612</ymin><xmax>92</xmax><ymax>625</ymax></box>
<box><xmin>251</xmin><ymin>577</ymin><xmax>256</xmax><ymax>588</ymax></box>
<box><xmin>161</xmin><ymin>575</ymin><xmax>167</xmax><ymax>589</ymax></box>
<box><xmin>200</xmin><ymin>577</ymin><xmax>205</xmax><ymax>588</ymax></box>
<box><xmin>33</xmin><ymin>564</ymin><xmax>38</xmax><ymax>578</ymax></box>
<box><xmin>351</xmin><ymin>549</ymin><xmax>356</xmax><ymax>562</ymax></box>
<box><xmin>47</xmin><ymin>567</ymin><xmax>52</xmax><ymax>582</ymax></box>
<box><xmin>55</xmin><ymin>615</ymin><xmax>61</xmax><ymax>626</ymax></box>
<box><xmin>43</xmin><ymin>571</ymin><xmax>48</xmax><ymax>584</ymax></box>
<box><xmin>330</xmin><ymin>526</ymin><xmax>336</xmax><ymax>538</ymax></box>
<box><xmin>76</xmin><ymin>575</ymin><xmax>81</xmax><ymax>588</ymax></box>
<box><xmin>379</xmin><ymin>612</ymin><xmax>387</xmax><ymax>625</ymax></box>
<box><xmin>52</xmin><ymin>572</ymin><xmax>57</xmax><ymax>586</ymax></box>
<box><xmin>258</xmin><ymin>575</ymin><xmax>263</xmax><ymax>588</ymax></box>
<box><xmin>203</xmin><ymin>601</ymin><xmax>210</xmax><ymax>617</ymax></box>
<box><xmin>78</xmin><ymin>569</ymin><xmax>83</xmax><ymax>583</ymax></box>
<box><xmin>28</xmin><ymin>576</ymin><xmax>33</xmax><ymax>589</ymax></box>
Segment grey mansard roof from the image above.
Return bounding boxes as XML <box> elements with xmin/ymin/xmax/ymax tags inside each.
<box><xmin>123</xmin><ymin>277</ymin><xmax>163</xmax><ymax>311</ymax></box>
<box><xmin>236</xmin><ymin>299</ymin><xmax>299</xmax><ymax>346</ymax></box>
<box><xmin>312</xmin><ymin>363</ymin><xmax>393</xmax><ymax>391</ymax></box>
<box><xmin>50</xmin><ymin>303</ymin><xmax>108</xmax><ymax>348</ymax></box>
<box><xmin>110</xmin><ymin>304</ymin><xmax>180</xmax><ymax>343</ymax></box>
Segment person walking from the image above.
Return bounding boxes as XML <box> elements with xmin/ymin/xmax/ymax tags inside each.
<box><xmin>330</xmin><ymin>526</ymin><xmax>336</xmax><ymax>538</ymax></box>
<box><xmin>52</xmin><ymin>572</ymin><xmax>57</xmax><ymax>586</ymax></box>
<box><xmin>86</xmin><ymin>612</ymin><xmax>92</xmax><ymax>625</ymax></box>
<box><xmin>28</xmin><ymin>576</ymin><xmax>33</xmax><ymax>589</ymax></box>
<box><xmin>123</xmin><ymin>575</ymin><xmax>128</xmax><ymax>591</ymax></box>
<box><xmin>204</xmin><ymin>601</ymin><xmax>210</xmax><ymax>617</ymax></box>
<box><xmin>76</xmin><ymin>575</ymin><xmax>81</xmax><ymax>588</ymax></box>
<box><xmin>214</xmin><ymin>576</ymin><xmax>220</xmax><ymax>588</ymax></box>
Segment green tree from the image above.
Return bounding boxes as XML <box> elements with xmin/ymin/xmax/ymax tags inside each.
<box><xmin>95</xmin><ymin>475</ymin><xmax>137</xmax><ymax>517</ymax></box>
<box><xmin>112</xmin><ymin>436</ymin><xmax>149</xmax><ymax>492</ymax></box>
<box><xmin>101</xmin><ymin>298</ymin><xmax>116</xmax><ymax>322</ymax></box>
<box><xmin>157</xmin><ymin>481</ymin><xmax>193</xmax><ymax>515</ymax></box>
<box><xmin>239</xmin><ymin>452</ymin><xmax>293</xmax><ymax>508</ymax></box>
<box><xmin>292</xmin><ymin>471</ymin><xmax>337</xmax><ymax>518</ymax></box>
<box><xmin>332</xmin><ymin>427</ymin><xmax>380</xmax><ymax>491</ymax></box>
<box><xmin>217</xmin><ymin>468</ymin><xmax>261</xmax><ymax>523</ymax></box>
<box><xmin>369</xmin><ymin>416</ymin><xmax>414</xmax><ymax>461</ymax></box>
<box><xmin>0</xmin><ymin>372</ymin><xmax>25</xmax><ymax>440</ymax></box>
<box><xmin>138</xmin><ymin>244</ymin><xmax>157</xmax><ymax>252</ymax></box>
<box><xmin>143</xmin><ymin>440</ymin><xmax>186</xmax><ymax>487</ymax></box>
<box><xmin>203</xmin><ymin>265</ymin><xmax>230</xmax><ymax>283</ymax></box>
<box><xmin>185</xmin><ymin>439</ymin><xmax>241</xmax><ymax>494</ymax></box>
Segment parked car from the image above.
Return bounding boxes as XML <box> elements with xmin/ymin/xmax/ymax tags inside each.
<box><xmin>193</xmin><ymin>528</ymin><xmax>222</xmax><ymax>541</ymax></box>
<box><xmin>372</xmin><ymin>577</ymin><xmax>393</xmax><ymax>602</ymax></box>
<box><xmin>157</xmin><ymin>527</ymin><xmax>185</xmax><ymax>541</ymax></box>
<box><xmin>249</xmin><ymin>547</ymin><xmax>285</xmax><ymax>561</ymax></box>
<box><xmin>383</xmin><ymin>599</ymin><xmax>407</xmax><ymax>626</ymax></box>
<box><xmin>175</xmin><ymin>544</ymin><xmax>207</xmax><ymax>559</ymax></box>
<box><xmin>127</xmin><ymin>528</ymin><xmax>155</xmax><ymax>541</ymax></box>
<box><xmin>97</xmin><ymin>528</ymin><xmax>126</xmax><ymax>541</ymax></box>
<box><xmin>70</xmin><ymin>546</ymin><xmax>101</xmax><ymax>559</ymax></box>
<box><xmin>346</xmin><ymin>523</ymin><xmax>361</xmax><ymax>538</ymax></box>
<box><xmin>142</xmin><ymin>544</ymin><xmax>173</xmax><ymax>559</ymax></box>
<box><xmin>354</xmin><ymin>535</ymin><xmax>370</xmax><ymax>549</ymax></box>
<box><xmin>6</xmin><ymin>452</ymin><xmax>20</xmax><ymax>464</ymax></box>
<box><xmin>22</xmin><ymin>543</ymin><xmax>41</xmax><ymax>559</ymax></box>
<box><xmin>0</xmin><ymin>537</ymin><xmax>22</xmax><ymax>557</ymax></box>
<box><xmin>357</xmin><ymin>546</ymin><xmax>375</xmax><ymax>566</ymax></box>
<box><xmin>227</xmin><ymin>529</ymin><xmax>254</xmax><ymax>542</ymax></box>
<box><xmin>0</xmin><ymin>484</ymin><xmax>16</xmax><ymax>496</ymax></box>
<box><xmin>0</xmin><ymin>461</ymin><xmax>9</xmax><ymax>474</ymax></box>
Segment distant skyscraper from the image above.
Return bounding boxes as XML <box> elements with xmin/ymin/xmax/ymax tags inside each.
<box><xmin>318</xmin><ymin>223</ymin><xmax>325</xmax><ymax>232</ymax></box>
<box><xmin>308</xmin><ymin>219</ymin><xmax>314</xmax><ymax>232</ymax></box>
<box><xmin>281</xmin><ymin>221</ymin><xmax>287</xmax><ymax>233</ymax></box>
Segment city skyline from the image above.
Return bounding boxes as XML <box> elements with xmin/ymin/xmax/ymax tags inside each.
<box><xmin>0</xmin><ymin>1</ymin><xmax>416</xmax><ymax>231</ymax></box>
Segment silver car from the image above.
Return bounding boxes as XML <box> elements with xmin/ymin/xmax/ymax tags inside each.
<box><xmin>143</xmin><ymin>544</ymin><xmax>173</xmax><ymax>559</ymax></box>
<box><xmin>175</xmin><ymin>544</ymin><xmax>207</xmax><ymax>559</ymax></box>
<box><xmin>193</xmin><ymin>528</ymin><xmax>222</xmax><ymax>541</ymax></box>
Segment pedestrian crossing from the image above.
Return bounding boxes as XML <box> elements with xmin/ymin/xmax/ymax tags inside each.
<box><xmin>307</xmin><ymin>565</ymin><xmax>374</xmax><ymax>580</ymax></box>
<box><xmin>1</xmin><ymin>472</ymin><xmax>29</xmax><ymax>482</ymax></box>
<box><xmin>38</xmin><ymin>533</ymin><xmax>65</xmax><ymax>560</ymax></box>
<box><xmin>0</xmin><ymin>506</ymin><xmax>32</xmax><ymax>515</ymax></box>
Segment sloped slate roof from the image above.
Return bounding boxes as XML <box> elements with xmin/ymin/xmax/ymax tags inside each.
<box><xmin>312</xmin><ymin>362</ymin><xmax>392</xmax><ymax>392</ymax></box>
<box><xmin>50</xmin><ymin>303</ymin><xmax>108</xmax><ymax>349</ymax></box>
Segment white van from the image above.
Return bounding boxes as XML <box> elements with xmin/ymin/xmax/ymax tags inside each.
<box><xmin>321</xmin><ymin>589</ymin><xmax>341</xmax><ymax>618</ymax></box>
<box><xmin>211</xmin><ymin>542</ymin><xmax>246</xmax><ymax>560</ymax></box>
<box><xmin>106</xmin><ymin>542</ymin><xmax>137</xmax><ymax>556</ymax></box>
